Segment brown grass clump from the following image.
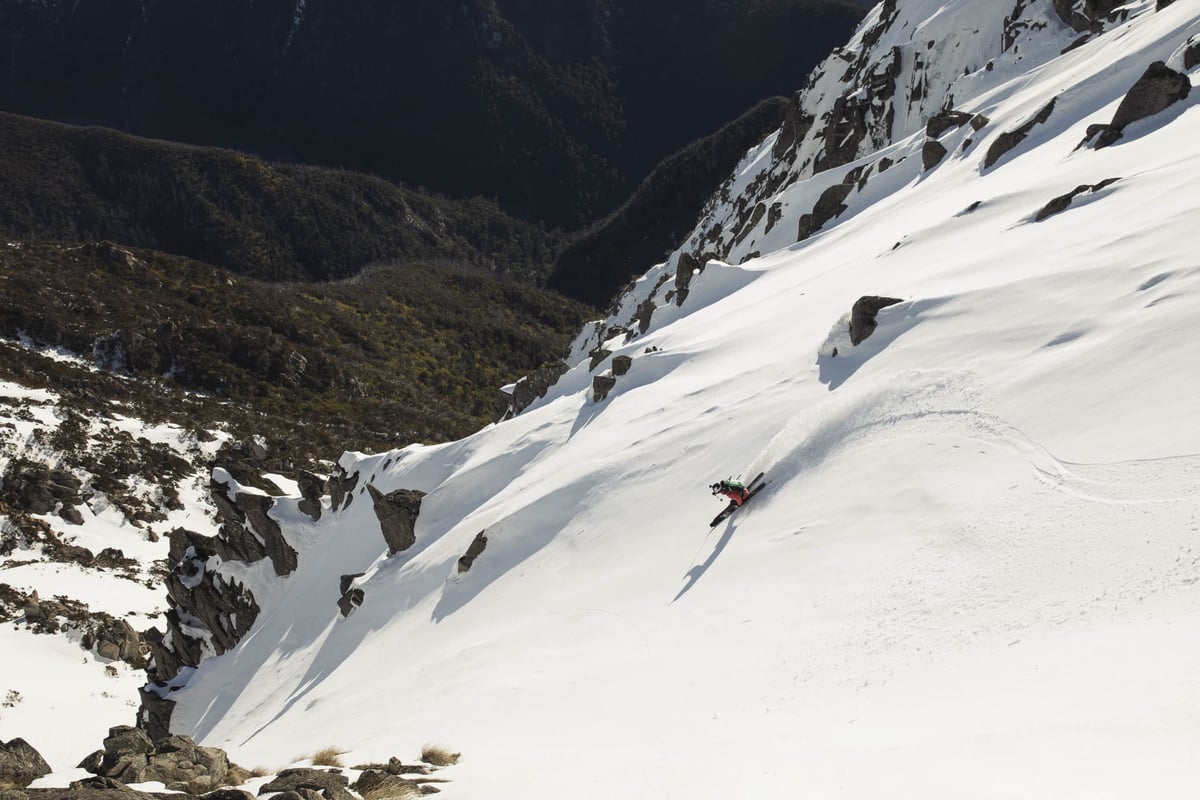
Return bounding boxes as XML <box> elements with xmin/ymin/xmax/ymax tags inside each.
<box><xmin>420</xmin><ymin>745</ymin><xmax>460</xmax><ymax>767</ymax></box>
<box><xmin>310</xmin><ymin>746</ymin><xmax>348</xmax><ymax>768</ymax></box>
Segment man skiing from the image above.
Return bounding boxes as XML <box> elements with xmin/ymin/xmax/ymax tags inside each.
<box><xmin>710</xmin><ymin>478</ymin><xmax>750</xmax><ymax>506</ymax></box>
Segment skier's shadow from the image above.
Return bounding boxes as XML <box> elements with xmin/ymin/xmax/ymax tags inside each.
<box><xmin>672</xmin><ymin>520</ymin><xmax>738</xmax><ymax>602</ymax></box>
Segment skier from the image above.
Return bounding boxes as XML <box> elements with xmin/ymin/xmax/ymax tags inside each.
<box><xmin>710</xmin><ymin>478</ymin><xmax>750</xmax><ymax>506</ymax></box>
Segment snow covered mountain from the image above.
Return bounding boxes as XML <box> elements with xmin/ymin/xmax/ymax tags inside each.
<box><xmin>7</xmin><ymin>0</ymin><xmax>1200</xmax><ymax>797</ymax></box>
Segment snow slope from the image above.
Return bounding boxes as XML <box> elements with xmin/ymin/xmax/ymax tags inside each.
<box><xmin>167</xmin><ymin>1</ymin><xmax>1200</xmax><ymax>797</ymax></box>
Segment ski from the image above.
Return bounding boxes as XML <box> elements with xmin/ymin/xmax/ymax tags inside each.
<box><xmin>709</xmin><ymin>472</ymin><xmax>768</xmax><ymax>527</ymax></box>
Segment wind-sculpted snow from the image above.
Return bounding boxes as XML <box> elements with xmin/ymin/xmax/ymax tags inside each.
<box><xmin>157</xmin><ymin>3</ymin><xmax>1200</xmax><ymax>798</ymax></box>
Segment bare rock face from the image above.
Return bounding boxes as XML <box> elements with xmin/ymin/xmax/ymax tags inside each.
<box><xmin>368</xmin><ymin>486</ymin><xmax>426</xmax><ymax>555</ymax></box>
<box><xmin>1090</xmin><ymin>61</ymin><xmax>1191</xmax><ymax>148</ymax></box>
<box><xmin>457</xmin><ymin>532</ymin><xmax>488</xmax><ymax>574</ymax></box>
<box><xmin>0</xmin><ymin>738</ymin><xmax>51</xmax><ymax>788</ymax></box>
<box><xmin>849</xmin><ymin>296</ymin><xmax>904</xmax><ymax>346</ymax></box>
<box><xmin>611</xmin><ymin>355</ymin><xmax>633</xmax><ymax>376</ymax></box>
<box><xmin>206</xmin><ymin>481</ymin><xmax>298</xmax><ymax>576</ymax></box>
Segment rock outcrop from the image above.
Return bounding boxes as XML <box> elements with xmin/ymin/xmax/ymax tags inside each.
<box><xmin>984</xmin><ymin>97</ymin><xmax>1057</xmax><ymax>169</ymax></box>
<box><xmin>457</xmin><ymin>532</ymin><xmax>489</xmax><ymax>574</ymax></box>
<box><xmin>328</xmin><ymin>466</ymin><xmax>359</xmax><ymax>512</ymax></box>
<box><xmin>592</xmin><ymin>374</ymin><xmax>617</xmax><ymax>403</ymax></box>
<box><xmin>1088</xmin><ymin>61</ymin><xmax>1191</xmax><ymax>148</ymax></box>
<box><xmin>368</xmin><ymin>486</ymin><xmax>426</xmax><ymax>555</ymax></box>
<box><xmin>1033</xmin><ymin>177</ymin><xmax>1121</xmax><ymax>221</ymax></box>
<box><xmin>78</xmin><ymin>727</ymin><xmax>246</xmax><ymax>795</ymax></box>
<box><xmin>849</xmin><ymin>296</ymin><xmax>904</xmax><ymax>346</ymax></box>
<box><xmin>338</xmin><ymin>573</ymin><xmax>365</xmax><ymax>617</ymax></box>
<box><xmin>0</xmin><ymin>462</ymin><xmax>82</xmax><ymax>516</ymax></box>
<box><xmin>259</xmin><ymin>768</ymin><xmax>355</xmax><ymax>800</ymax></box>
<box><xmin>494</xmin><ymin>361</ymin><xmax>570</xmax><ymax>422</ymax></box>
<box><xmin>0</xmin><ymin>738</ymin><xmax>51</xmax><ymax>789</ymax></box>
<box><xmin>296</xmin><ymin>470</ymin><xmax>326</xmax><ymax>521</ymax></box>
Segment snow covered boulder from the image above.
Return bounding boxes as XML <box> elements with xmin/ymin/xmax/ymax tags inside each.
<box><xmin>0</xmin><ymin>738</ymin><xmax>51</xmax><ymax>788</ymax></box>
<box><xmin>368</xmin><ymin>486</ymin><xmax>426</xmax><ymax>555</ymax></box>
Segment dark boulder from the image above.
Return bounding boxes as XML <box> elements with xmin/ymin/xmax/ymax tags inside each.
<box><xmin>984</xmin><ymin>97</ymin><xmax>1056</xmax><ymax>168</ymax></box>
<box><xmin>495</xmin><ymin>361</ymin><xmax>570</xmax><ymax>422</ymax></box>
<box><xmin>368</xmin><ymin>486</ymin><xmax>426</xmax><ymax>555</ymax></box>
<box><xmin>79</xmin><ymin>726</ymin><xmax>242</xmax><ymax>793</ymax></box>
<box><xmin>296</xmin><ymin>470</ymin><xmax>326</xmax><ymax>522</ymax></box>
<box><xmin>849</xmin><ymin>296</ymin><xmax>904</xmax><ymax>346</ymax></box>
<box><xmin>592</xmin><ymin>375</ymin><xmax>617</xmax><ymax>403</ymax></box>
<box><xmin>1053</xmin><ymin>0</ymin><xmax>1121</xmax><ymax>33</ymax></box>
<box><xmin>457</xmin><ymin>532</ymin><xmax>488</xmax><ymax>574</ymax></box>
<box><xmin>922</xmin><ymin>140</ymin><xmax>948</xmax><ymax>170</ymax></box>
<box><xmin>1185</xmin><ymin>38</ymin><xmax>1200</xmax><ymax>70</ymax></box>
<box><xmin>925</xmin><ymin>109</ymin><xmax>973</xmax><ymax>138</ymax></box>
<box><xmin>1091</xmin><ymin>61</ymin><xmax>1191</xmax><ymax>148</ymax></box>
<box><xmin>90</xmin><ymin>618</ymin><xmax>146</xmax><ymax>667</ymax></box>
<box><xmin>611</xmin><ymin>356</ymin><xmax>633</xmax><ymax>376</ymax></box>
<box><xmin>337</xmin><ymin>573</ymin><xmax>365</xmax><ymax>617</ymax></box>
<box><xmin>0</xmin><ymin>739</ymin><xmax>51</xmax><ymax>788</ymax></box>
<box><xmin>673</xmin><ymin>252</ymin><xmax>702</xmax><ymax>307</ymax></box>
<box><xmin>588</xmin><ymin>349</ymin><xmax>612</xmax><ymax>372</ymax></box>
<box><xmin>634</xmin><ymin>298</ymin><xmax>655</xmax><ymax>335</ymax></box>
<box><xmin>1033</xmin><ymin>178</ymin><xmax>1120</xmax><ymax>221</ymax></box>
<box><xmin>797</xmin><ymin>181</ymin><xmax>854</xmax><ymax>241</ymax></box>
<box><xmin>327</xmin><ymin>467</ymin><xmax>359</xmax><ymax>513</ymax></box>
<box><xmin>260</xmin><ymin>768</ymin><xmax>355</xmax><ymax>800</ymax></box>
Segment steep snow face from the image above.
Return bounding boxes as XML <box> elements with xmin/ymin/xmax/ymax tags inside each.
<box><xmin>168</xmin><ymin>2</ymin><xmax>1200</xmax><ymax>798</ymax></box>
